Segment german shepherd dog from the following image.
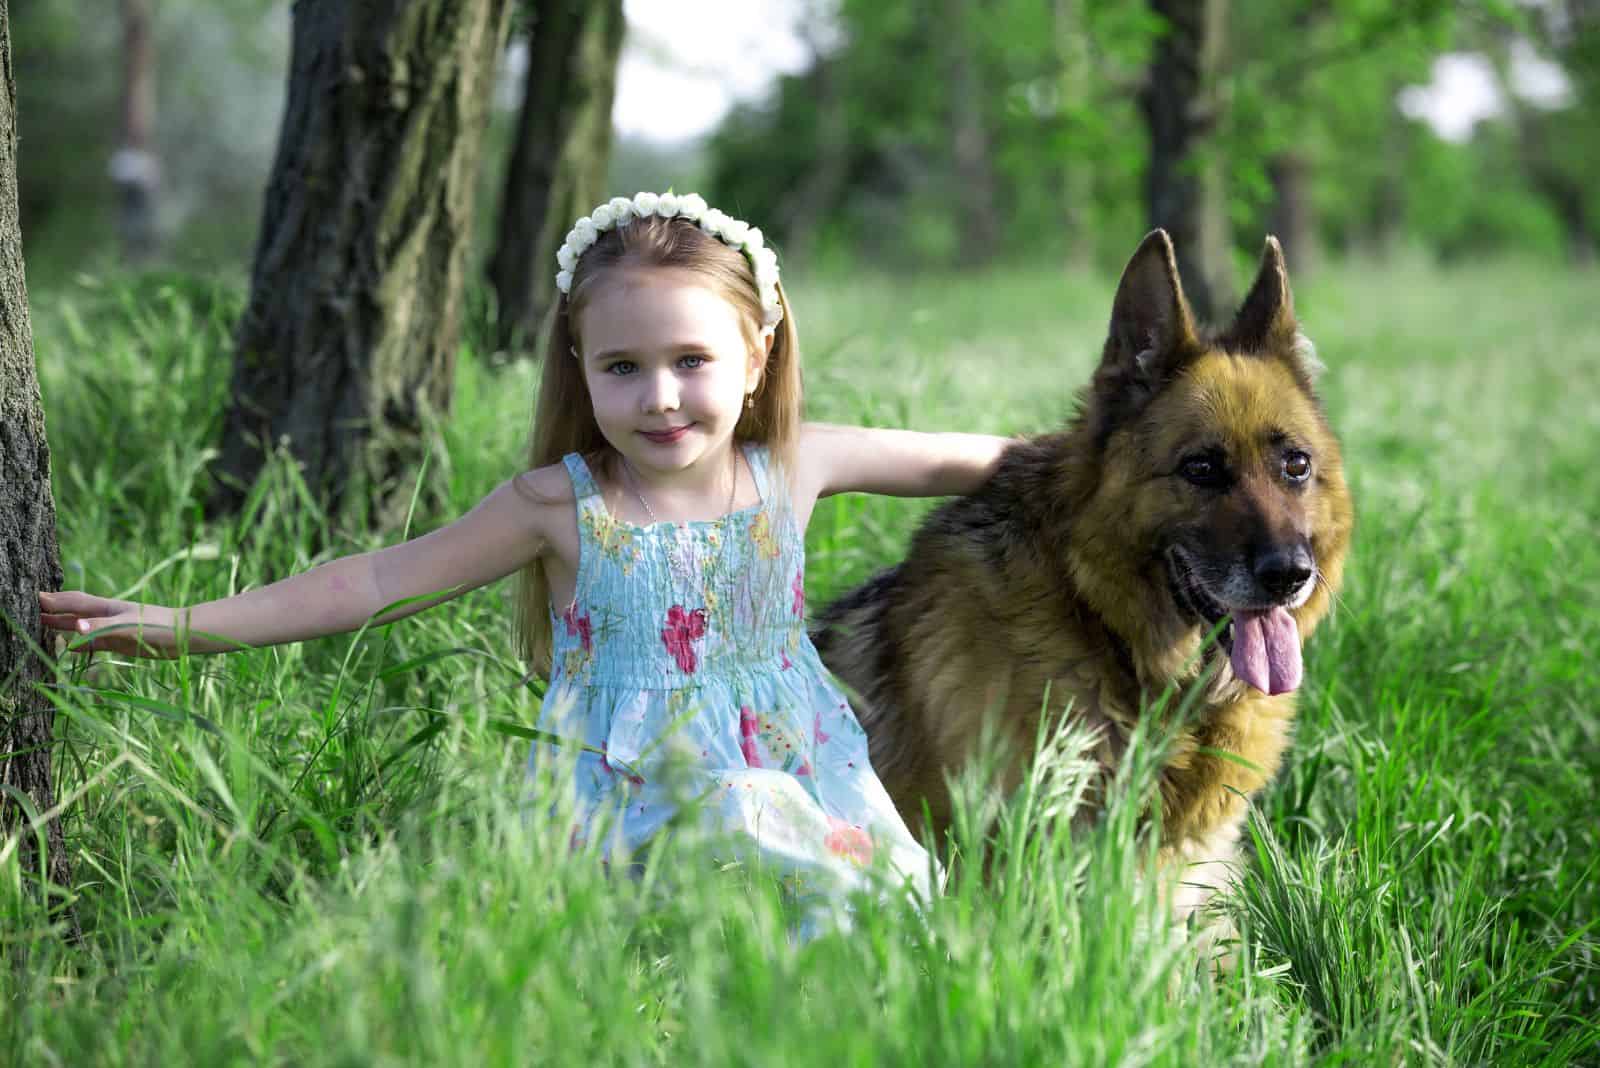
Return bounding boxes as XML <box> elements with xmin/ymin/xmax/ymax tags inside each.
<box><xmin>814</xmin><ymin>231</ymin><xmax>1353</xmax><ymax>916</ymax></box>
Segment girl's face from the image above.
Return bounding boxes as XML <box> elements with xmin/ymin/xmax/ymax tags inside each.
<box><xmin>576</xmin><ymin>267</ymin><xmax>767</xmax><ymax>481</ymax></box>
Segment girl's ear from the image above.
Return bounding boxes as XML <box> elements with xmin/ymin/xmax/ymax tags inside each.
<box><xmin>748</xmin><ymin>330</ymin><xmax>773</xmax><ymax>386</ymax></box>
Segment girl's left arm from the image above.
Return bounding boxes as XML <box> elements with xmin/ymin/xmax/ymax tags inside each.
<box><xmin>799</xmin><ymin>422</ymin><xmax>1014</xmax><ymax>499</ymax></box>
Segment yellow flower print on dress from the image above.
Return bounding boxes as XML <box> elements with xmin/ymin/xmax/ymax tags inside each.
<box><xmin>582</xmin><ymin>509</ymin><xmax>639</xmax><ymax>573</ymax></box>
<box><xmin>561</xmin><ymin>647</ymin><xmax>593</xmax><ymax>680</ymax></box>
<box><xmin>748</xmin><ymin>509</ymin><xmax>780</xmax><ymax>560</ymax></box>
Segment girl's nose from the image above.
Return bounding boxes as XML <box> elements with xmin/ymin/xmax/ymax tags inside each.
<box><xmin>642</xmin><ymin>370</ymin><xmax>680</xmax><ymax>413</ymax></box>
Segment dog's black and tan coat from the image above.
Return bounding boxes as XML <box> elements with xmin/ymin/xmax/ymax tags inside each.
<box><xmin>814</xmin><ymin>231</ymin><xmax>1354</xmax><ymax>913</ymax></box>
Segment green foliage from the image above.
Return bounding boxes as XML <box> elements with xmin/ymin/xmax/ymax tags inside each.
<box><xmin>704</xmin><ymin>0</ymin><xmax>1591</xmax><ymax>268</ymax></box>
<box><xmin>706</xmin><ymin>0</ymin><xmax>1162</xmax><ymax>271</ymax></box>
<box><xmin>1397</xmin><ymin>124</ymin><xmax>1568</xmax><ymax>259</ymax></box>
<box><xmin>1489</xmin><ymin>0</ymin><xmax>1600</xmax><ymax>261</ymax></box>
<box><xmin>6</xmin><ymin>258</ymin><xmax>1598</xmax><ymax>1061</ymax></box>
<box><xmin>15</xmin><ymin>0</ymin><xmax>1593</xmax><ymax>282</ymax></box>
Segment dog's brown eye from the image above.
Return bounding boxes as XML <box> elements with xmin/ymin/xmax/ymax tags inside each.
<box><xmin>1284</xmin><ymin>452</ymin><xmax>1312</xmax><ymax>481</ymax></box>
<box><xmin>1181</xmin><ymin>457</ymin><xmax>1223</xmax><ymax>486</ymax></box>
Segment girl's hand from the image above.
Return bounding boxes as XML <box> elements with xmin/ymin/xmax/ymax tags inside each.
<box><xmin>38</xmin><ymin>591</ymin><xmax>183</xmax><ymax>659</ymax></box>
<box><xmin>35</xmin><ymin>473</ymin><xmax>555</xmax><ymax>661</ymax></box>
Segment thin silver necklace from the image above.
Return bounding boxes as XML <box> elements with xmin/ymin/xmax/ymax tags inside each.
<box><xmin>621</xmin><ymin>445</ymin><xmax>755</xmax><ymax>664</ymax></box>
<box><xmin>621</xmin><ymin>445</ymin><xmax>741</xmax><ymax>526</ymax></box>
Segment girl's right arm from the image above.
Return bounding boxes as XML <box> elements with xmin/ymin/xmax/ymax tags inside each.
<box><xmin>40</xmin><ymin>471</ymin><xmax>562</xmax><ymax>659</ymax></box>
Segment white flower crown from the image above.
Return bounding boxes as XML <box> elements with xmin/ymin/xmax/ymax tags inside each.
<box><xmin>554</xmin><ymin>191</ymin><xmax>783</xmax><ymax>333</ymax></box>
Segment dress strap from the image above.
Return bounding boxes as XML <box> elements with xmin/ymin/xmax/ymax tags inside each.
<box><xmin>743</xmin><ymin>442</ymin><xmax>774</xmax><ymax>505</ymax></box>
<box><xmin>561</xmin><ymin>453</ymin><xmax>608</xmax><ymax>524</ymax></box>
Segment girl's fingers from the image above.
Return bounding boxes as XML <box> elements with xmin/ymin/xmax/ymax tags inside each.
<box><xmin>39</xmin><ymin>591</ymin><xmax>116</xmax><ymax>614</ymax></box>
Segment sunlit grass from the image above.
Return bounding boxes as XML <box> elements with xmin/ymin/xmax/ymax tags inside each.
<box><xmin>4</xmin><ymin>258</ymin><xmax>1596</xmax><ymax>1063</ymax></box>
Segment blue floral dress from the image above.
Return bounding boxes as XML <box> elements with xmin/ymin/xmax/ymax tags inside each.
<box><xmin>527</xmin><ymin>444</ymin><xmax>936</xmax><ymax>917</ymax></box>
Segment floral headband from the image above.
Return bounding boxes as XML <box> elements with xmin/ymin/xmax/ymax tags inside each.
<box><xmin>555</xmin><ymin>191</ymin><xmax>783</xmax><ymax>334</ymax></box>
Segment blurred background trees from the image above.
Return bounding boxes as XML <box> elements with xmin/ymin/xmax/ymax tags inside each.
<box><xmin>7</xmin><ymin>0</ymin><xmax>1594</xmax><ymax>520</ymax></box>
<box><xmin>14</xmin><ymin>0</ymin><xmax>1592</xmax><ymax>286</ymax></box>
<box><xmin>705</xmin><ymin>0</ymin><xmax>1591</xmax><ymax>273</ymax></box>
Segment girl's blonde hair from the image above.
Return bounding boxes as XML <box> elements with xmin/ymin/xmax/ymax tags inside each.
<box><xmin>513</xmin><ymin>212</ymin><xmax>803</xmax><ymax>675</ymax></box>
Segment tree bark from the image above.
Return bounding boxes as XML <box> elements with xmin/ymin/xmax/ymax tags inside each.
<box><xmin>112</xmin><ymin>0</ymin><xmax>159</xmax><ymax>263</ymax></box>
<box><xmin>212</xmin><ymin>0</ymin><xmax>513</xmax><ymax>527</ymax></box>
<box><xmin>945</xmin><ymin>0</ymin><xmax>1001</xmax><ymax>266</ymax></box>
<box><xmin>1141</xmin><ymin>0</ymin><xmax>1233</xmax><ymax>322</ymax></box>
<box><xmin>486</xmin><ymin>0</ymin><xmax>623</xmax><ymax>354</ymax></box>
<box><xmin>0</xmin><ymin>1</ymin><xmax>75</xmax><ymax>936</ymax></box>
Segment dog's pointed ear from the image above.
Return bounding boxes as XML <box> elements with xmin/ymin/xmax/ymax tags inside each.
<box><xmin>1229</xmin><ymin>236</ymin><xmax>1297</xmax><ymax>352</ymax></box>
<box><xmin>1225</xmin><ymin>236</ymin><xmax>1326</xmax><ymax>383</ymax></box>
<box><xmin>1104</xmin><ymin>229</ymin><xmax>1200</xmax><ymax>383</ymax></box>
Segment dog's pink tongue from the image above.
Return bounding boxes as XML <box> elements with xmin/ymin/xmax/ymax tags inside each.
<box><xmin>1230</xmin><ymin>607</ymin><xmax>1302</xmax><ymax>695</ymax></box>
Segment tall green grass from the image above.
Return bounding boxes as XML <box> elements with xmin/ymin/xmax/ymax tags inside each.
<box><xmin>4</xmin><ymin>258</ymin><xmax>1595</xmax><ymax>1064</ymax></box>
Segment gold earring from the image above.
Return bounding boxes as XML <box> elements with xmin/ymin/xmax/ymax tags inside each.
<box><xmin>745</xmin><ymin>391</ymin><xmax>755</xmax><ymax>411</ymax></box>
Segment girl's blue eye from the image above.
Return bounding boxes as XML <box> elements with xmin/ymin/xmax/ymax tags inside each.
<box><xmin>606</xmin><ymin>361</ymin><xmax>637</xmax><ymax>376</ymax></box>
<box><xmin>679</xmin><ymin>354</ymin><xmax>707</xmax><ymax>369</ymax></box>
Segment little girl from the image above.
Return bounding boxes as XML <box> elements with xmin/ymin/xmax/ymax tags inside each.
<box><xmin>40</xmin><ymin>191</ymin><xmax>1010</xmax><ymax>924</ymax></box>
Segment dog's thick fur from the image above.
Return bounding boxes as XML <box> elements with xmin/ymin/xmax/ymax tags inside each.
<box><xmin>814</xmin><ymin>231</ymin><xmax>1353</xmax><ymax>913</ymax></box>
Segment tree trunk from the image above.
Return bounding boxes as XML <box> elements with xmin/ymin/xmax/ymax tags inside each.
<box><xmin>1267</xmin><ymin>150</ymin><xmax>1316</xmax><ymax>275</ymax></box>
<box><xmin>111</xmin><ymin>0</ymin><xmax>159</xmax><ymax>263</ymax></box>
<box><xmin>1486</xmin><ymin>33</ymin><xmax>1597</xmax><ymax>269</ymax></box>
<box><xmin>486</xmin><ymin>0</ymin><xmax>623</xmax><ymax>355</ymax></box>
<box><xmin>945</xmin><ymin>0</ymin><xmax>1000</xmax><ymax>266</ymax></box>
<box><xmin>777</xmin><ymin>48</ymin><xmax>849</xmax><ymax>266</ymax></box>
<box><xmin>1367</xmin><ymin>110</ymin><xmax>1405</xmax><ymax>257</ymax></box>
<box><xmin>1141</xmin><ymin>0</ymin><xmax>1233</xmax><ymax>322</ymax></box>
<box><xmin>0</xmin><ymin>1</ymin><xmax>76</xmax><ymax>937</ymax></box>
<box><xmin>1054</xmin><ymin>0</ymin><xmax>1095</xmax><ymax>270</ymax></box>
<box><xmin>211</xmin><ymin>0</ymin><xmax>513</xmax><ymax>527</ymax></box>
<box><xmin>1545</xmin><ymin>183</ymin><xmax>1596</xmax><ymax>267</ymax></box>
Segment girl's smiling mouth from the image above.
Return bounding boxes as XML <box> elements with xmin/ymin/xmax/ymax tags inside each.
<box><xmin>639</xmin><ymin>424</ymin><xmax>694</xmax><ymax>443</ymax></box>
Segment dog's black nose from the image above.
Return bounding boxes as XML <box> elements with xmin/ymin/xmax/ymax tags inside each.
<box><xmin>1254</xmin><ymin>544</ymin><xmax>1314</xmax><ymax>600</ymax></box>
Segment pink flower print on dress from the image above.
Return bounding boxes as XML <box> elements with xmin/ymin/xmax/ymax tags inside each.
<box><xmin>814</xmin><ymin>709</ymin><xmax>831</xmax><ymax>745</ymax></box>
<box><xmin>791</xmin><ymin>569</ymin><xmax>805</xmax><ymax>617</ymax></box>
<box><xmin>661</xmin><ymin>605</ymin><xmax>708</xmax><ymax>674</ymax></box>
<box><xmin>739</xmin><ymin>706</ymin><xmax>764</xmax><ymax>768</ymax></box>
<box><xmin>780</xmin><ymin>650</ymin><xmax>792</xmax><ymax>671</ymax></box>
<box><xmin>562</xmin><ymin>602</ymin><xmax>593</xmax><ymax>653</ymax></box>
<box><xmin>824</xmin><ymin>817</ymin><xmax>874</xmax><ymax>867</ymax></box>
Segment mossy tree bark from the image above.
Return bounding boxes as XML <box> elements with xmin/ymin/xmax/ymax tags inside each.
<box><xmin>1142</xmin><ymin>0</ymin><xmax>1233</xmax><ymax>322</ymax></box>
<box><xmin>212</xmin><ymin>0</ymin><xmax>513</xmax><ymax>527</ymax></box>
<box><xmin>485</xmin><ymin>0</ymin><xmax>623</xmax><ymax>355</ymax></box>
<box><xmin>0</xmin><ymin>1</ymin><xmax>75</xmax><ymax>934</ymax></box>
